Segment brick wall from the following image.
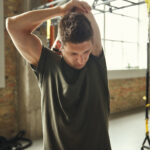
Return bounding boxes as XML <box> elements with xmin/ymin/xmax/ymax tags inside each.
<box><xmin>0</xmin><ymin>0</ymin><xmax>22</xmax><ymax>138</ymax></box>
<box><xmin>109</xmin><ymin>78</ymin><xmax>145</xmax><ymax>114</ymax></box>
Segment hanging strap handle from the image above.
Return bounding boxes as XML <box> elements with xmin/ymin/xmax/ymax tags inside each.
<box><xmin>145</xmin><ymin>0</ymin><xmax>150</xmax><ymax>14</ymax></box>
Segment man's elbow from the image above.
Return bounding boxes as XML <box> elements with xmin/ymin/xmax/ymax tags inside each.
<box><xmin>6</xmin><ymin>17</ymin><xmax>15</xmax><ymax>33</ymax></box>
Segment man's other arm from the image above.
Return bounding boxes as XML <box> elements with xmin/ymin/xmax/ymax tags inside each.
<box><xmin>85</xmin><ymin>12</ymin><xmax>103</xmax><ymax>57</ymax></box>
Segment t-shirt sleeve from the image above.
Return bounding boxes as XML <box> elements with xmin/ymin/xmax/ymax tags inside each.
<box><xmin>92</xmin><ymin>50</ymin><xmax>108</xmax><ymax>77</ymax></box>
<box><xmin>30</xmin><ymin>45</ymin><xmax>56</xmax><ymax>85</ymax></box>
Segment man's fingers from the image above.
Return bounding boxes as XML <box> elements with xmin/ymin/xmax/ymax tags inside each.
<box><xmin>81</xmin><ymin>3</ymin><xmax>91</xmax><ymax>13</ymax></box>
<box><xmin>61</xmin><ymin>0</ymin><xmax>92</xmax><ymax>16</ymax></box>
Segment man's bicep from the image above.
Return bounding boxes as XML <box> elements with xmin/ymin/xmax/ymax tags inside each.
<box><xmin>20</xmin><ymin>33</ymin><xmax>43</xmax><ymax>66</ymax></box>
<box><xmin>7</xmin><ymin>28</ymin><xmax>42</xmax><ymax>66</ymax></box>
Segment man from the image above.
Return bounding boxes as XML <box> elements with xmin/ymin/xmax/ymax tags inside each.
<box><xmin>6</xmin><ymin>0</ymin><xmax>111</xmax><ymax>149</ymax></box>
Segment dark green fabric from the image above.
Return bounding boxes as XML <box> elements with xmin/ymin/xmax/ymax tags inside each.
<box><xmin>31</xmin><ymin>46</ymin><xmax>111</xmax><ymax>150</ymax></box>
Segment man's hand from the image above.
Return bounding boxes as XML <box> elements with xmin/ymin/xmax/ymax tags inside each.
<box><xmin>60</xmin><ymin>0</ymin><xmax>91</xmax><ymax>16</ymax></box>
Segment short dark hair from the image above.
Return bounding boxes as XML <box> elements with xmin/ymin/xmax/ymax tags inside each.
<box><xmin>59</xmin><ymin>12</ymin><xmax>93</xmax><ymax>45</ymax></box>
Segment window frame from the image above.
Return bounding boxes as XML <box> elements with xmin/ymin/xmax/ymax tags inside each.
<box><xmin>93</xmin><ymin>3</ymin><xmax>147</xmax><ymax>79</ymax></box>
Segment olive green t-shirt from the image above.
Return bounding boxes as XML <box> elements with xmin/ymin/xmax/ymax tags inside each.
<box><xmin>31</xmin><ymin>46</ymin><xmax>111</xmax><ymax>150</ymax></box>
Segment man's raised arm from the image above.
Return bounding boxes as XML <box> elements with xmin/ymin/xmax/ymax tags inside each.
<box><xmin>6</xmin><ymin>0</ymin><xmax>91</xmax><ymax>66</ymax></box>
<box><xmin>6</xmin><ymin>6</ymin><xmax>63</xmax><ymax>66</ymax></box>
<box><xmin>84</xmin><ymin>12</ymin><xmax>103</xmax><ymax>57</ymax></box>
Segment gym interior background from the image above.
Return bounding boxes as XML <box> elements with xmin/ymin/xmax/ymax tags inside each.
<box><xmin>0</xmin><ymin>0</ymin><xmax>149</xmax><ymax>149</ymax></box>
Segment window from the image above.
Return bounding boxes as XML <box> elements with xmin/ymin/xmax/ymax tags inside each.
<box><xmin>86</xmin><ymin>0</ymin><xmax>148</xmax><ymax>71</ymax></box>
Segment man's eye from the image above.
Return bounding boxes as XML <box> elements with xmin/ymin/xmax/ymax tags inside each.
<box><xmin>85</xmin><ymin>51</ymin><xmax>90</xmax><ymax>54</ymax></box>
<box><xmin>72</xmin><ymin>53</ymin><xmax>77</xmax><ymax>56</ymax></box>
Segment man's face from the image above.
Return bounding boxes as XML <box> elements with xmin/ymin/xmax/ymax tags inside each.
<box><xmin>62</xmin><ymin>40</ymin><xmax>92</xmax><ymax>70</ymax></box>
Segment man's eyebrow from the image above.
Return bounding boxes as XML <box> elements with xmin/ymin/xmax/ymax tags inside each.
<box><xmin>84</xmin><ymin>49</ymin><xmax>91</xmax><ymax>53</ymax></box>
<box><xmin>71</xmin><ymin>52</ymin><xmax>78</xmax><ymax>54</ymax></box>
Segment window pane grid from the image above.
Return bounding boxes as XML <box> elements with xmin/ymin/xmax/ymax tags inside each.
<box><xmin>101</xmin><ymin>4</ymin><xmax>147</xmax><ymax>70</ymax></box>
<box><xmin>85</xmin><ymin>0</ymin><xmax>148</xmax><ymax>70</ymax></box>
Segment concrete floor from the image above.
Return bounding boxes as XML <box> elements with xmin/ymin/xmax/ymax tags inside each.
<box><xmin>27</xmin><ymin>108</ymin><xmax>148</xmax><ymax>150</ymax></box>
<box><xmin>109</xmin><ymin>108</ymin><xmax>146</xmax><ymax>150</ymax></box>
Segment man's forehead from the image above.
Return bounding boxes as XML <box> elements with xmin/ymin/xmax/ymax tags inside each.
<box><xmin>64</xmin><ymin>43</ymin><xmax>92</xmax><ymax>53</ymax></box>
<box><xmin>64</xmin><ymin>41</ymin><xmax>92</xmax><ymax>48</ymax></box>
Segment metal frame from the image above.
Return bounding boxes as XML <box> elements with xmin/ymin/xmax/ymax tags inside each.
<box><xmin>92</xmin><ymin>0</ymin><xmax>145</xmax><ymax>13</ymax></box>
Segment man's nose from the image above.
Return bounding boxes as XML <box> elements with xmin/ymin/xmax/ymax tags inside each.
<box><xmin>77</xmin><ymin>55</ymin><xmax>84</xmax><ymax>65</ymax></box>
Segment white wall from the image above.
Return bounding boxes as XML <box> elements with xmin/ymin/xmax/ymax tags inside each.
<box><xmin>0</xmin><ymin>0</ymin><xmax>5</xmax><ymax>88</ymax></box>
